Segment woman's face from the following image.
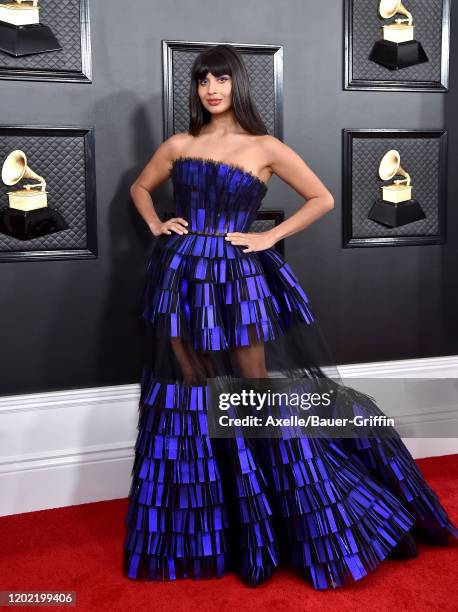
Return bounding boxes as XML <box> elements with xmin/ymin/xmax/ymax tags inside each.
<box><xmin>197</xmin><ymin>72</ymin><xmax>232</xmax><ymax>114</ymax></box>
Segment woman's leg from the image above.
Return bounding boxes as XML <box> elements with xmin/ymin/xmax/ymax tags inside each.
<box><xmin>169</xmin><ymin>336</ymin><xmax>210</xmax><ymax>383</ymax></box>
<box><xmin>231</xmin><ymin>324</ymin><xmax>269</xmax><ymax>379</ymax></box>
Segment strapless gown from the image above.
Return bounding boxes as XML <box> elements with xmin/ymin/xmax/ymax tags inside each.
<box><xmin>123</xmin><ymin>156</ymin><xmax>457</xmax><ymax>589</ymax></box>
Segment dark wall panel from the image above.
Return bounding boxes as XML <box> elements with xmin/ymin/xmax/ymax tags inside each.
<box><xmin>1</xmin><ymin>1</ymin><xmax>456</xmax><ymax>395</ymax></box>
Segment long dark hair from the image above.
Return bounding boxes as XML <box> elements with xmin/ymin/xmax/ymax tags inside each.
<box><xmin>188</xmin><ymin>44</ymin><xmax>268</xmax><ymax>136</ymax></box>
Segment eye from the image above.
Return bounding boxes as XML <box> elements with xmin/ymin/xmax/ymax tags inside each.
<box><xmin>198</xmin><ymin>75</ymin><xmax>229</xmax><ymax>86</ymax></box>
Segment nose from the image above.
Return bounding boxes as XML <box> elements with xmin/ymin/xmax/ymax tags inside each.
<box><xmin>207</xmin><ymin>77</ymin><xmax>220</xmax><ymax>94</ymax></box>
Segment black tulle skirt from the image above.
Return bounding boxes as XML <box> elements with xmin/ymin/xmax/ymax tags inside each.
<box><xmin>123</xmin><ymin>231</ymin><xmax>458</xmax><ymax>589</ymax></box>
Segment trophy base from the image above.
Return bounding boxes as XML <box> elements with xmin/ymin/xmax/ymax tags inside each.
<box><xmin>368</xmin><ymin>199</ymin><xmax>426</xmax><ymax>228</ymax></box>
<box><xmin>0</xmin><ymin>20</ymin><xmax>61</xmax><ymax>57</ymax></box>
<box><xmin>369</xmin><ymin>39</ymin><xmax>429</xmax><ymax>70</ymax></box>
<box><xmin>0</xmin><ymin>206</ymin><xmax>68</xmax><ymax>240</ymax></box>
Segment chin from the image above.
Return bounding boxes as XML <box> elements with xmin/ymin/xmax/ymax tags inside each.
<box><xmin>204</xmin><ymin>104</ymin><xmax>229</xmax><ymax>114</ymax></box>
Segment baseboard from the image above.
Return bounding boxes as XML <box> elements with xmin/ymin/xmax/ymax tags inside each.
<box><xmin>1</xmin><ymin>355</ymin><xmax>457</xmax><ymax>517</ymax></box>
<box><xmin>335</xmin><ymin>354</ymin><xmax>458</xmax><ymax>378</ymax></box>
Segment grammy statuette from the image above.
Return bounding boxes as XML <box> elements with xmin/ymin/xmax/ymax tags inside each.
<box><xmin>369</xmin><ymin>0</ymin><xmax>429</xmax><ymax>70</ymax></box>
<box><xmin>0</xmin><ymin>149</ymin><xmax>67</xmax><ymax>240</ymax></box>
<box><xmin>368</xmin><ymin>149</ymin><xmax>426</xmax><ymax>228</ymax></box>
<box><xmin>0</xmin><ymin>0</ymin><xmax>61</xmax><ymax>57</ymax></box>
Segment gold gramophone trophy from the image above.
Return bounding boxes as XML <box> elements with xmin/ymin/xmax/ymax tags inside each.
<box><xmin>369</xmin><ymin>0</ymin><xmax>428</xmax><ymax>70</ymax></box>
<box><xmin>0</xmin><ymin>1</ymin><xmax>61</xmax><ymax>57</ymax></box>
<box><xmin>367</xmin><ymin>149</ymin><xmax>426</xmax><ymax>228</ymax></box>
<box><xmin>0</xmin><ymin>149</ymin><xmax>67</xmax><ymax>240</ymax></box>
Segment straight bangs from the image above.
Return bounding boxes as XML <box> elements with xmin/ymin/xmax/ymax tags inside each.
<box><xmin>188</xmin><ymin>44</ymin><xmax>268</xmax><ymax>137</ymax></box>
<box><xmin>193</xmin><ymin>51</ymin><xmax>233</xmax><ymax>82</ymax></box>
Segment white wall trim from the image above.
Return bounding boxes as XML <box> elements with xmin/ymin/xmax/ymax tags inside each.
<box><xmin>1</xmin><ymin>355</ymin><xmax>457</xmax><ymax>517</ymax></box>
<box><xmin>335</xmin><ymin>354</ymin><xmax>458</xmax><ymax>378</ymax></box>
<box><xmin>0</xmin><ymin>384</ymin><xmax>139</xmax><ymax>414</ymax></box>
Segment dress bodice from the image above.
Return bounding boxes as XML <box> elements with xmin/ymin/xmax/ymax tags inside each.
<box><xmin>171</xmin><ymin>156</ymin><xmax>268</xmax><ymax>234</ymax></box>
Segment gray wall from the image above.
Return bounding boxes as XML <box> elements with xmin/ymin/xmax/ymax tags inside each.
<box><xmin>1</xmin><ymin>1</ymin><xmax>457</xmax><ymax>396</ymax></box>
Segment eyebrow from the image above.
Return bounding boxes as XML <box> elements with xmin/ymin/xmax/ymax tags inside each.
<box><xmin>200</xmin><ymin>74</ymin><xmax>229</xmax><ymax>79</ymax></box>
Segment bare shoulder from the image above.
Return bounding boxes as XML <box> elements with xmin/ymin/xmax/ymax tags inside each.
<box><xmin>259</xmin><ymin>134</ymin><xmax>301</xmax><ymax>168</ymax></box>
<box><xmin>131</xmin><ymin>132</ymin><xmax>193</xmax><ymax>192</ymax></box>
<box><xmin>157</xmin><ymin>131</ymin><xmax>192</xmax><ymax>161</ymax></box>
<box><xmin>256</xmin><ymin>135</ymin><xmax>334</xmax><ymax>203</ymax></box>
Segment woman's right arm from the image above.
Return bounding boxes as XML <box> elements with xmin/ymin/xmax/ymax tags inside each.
<box><xmin>130</xmin><ymin>134</ymin><xmax>189</xmax><ymax>237</ymax></box>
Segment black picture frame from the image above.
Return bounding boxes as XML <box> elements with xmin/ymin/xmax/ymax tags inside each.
<box><xmin>162</xmin><ymin>39</ymin><xmax>283</xmax><ymax>139</ymax></box>
<box><xmin>0</xmin><ymin>124</ymin><xmax>97</xmax><ymax>262</ymax></box>
<box><xmin>0</xmin><ymin>0</ymin><xmax>92</xmax><ymax>83</ymax></box>
<box><xmin>342</xmin><ymin>128</ymin><xmax>447</xmax><ymax>248</ymax></box>
<box><xmin>251</xmin><ymin>209</ymin><xmax>285</xmax><ymax>257</ymax></box>
<box><xmin>344</xmin><ymin>0</ymin><xmax>451</xmax><ymax>92</ymax></box>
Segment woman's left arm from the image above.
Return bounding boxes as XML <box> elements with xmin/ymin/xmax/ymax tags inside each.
<box><xmin>225</xmin><ymin>135</ymin><xmax>334</xmax><ymax>253</ymax></box>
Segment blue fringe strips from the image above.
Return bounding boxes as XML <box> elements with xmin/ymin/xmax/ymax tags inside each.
<box><xmin>140</xmin><ymin>232</ymin><xmax>316</xmax><ymax>351</ymax></box>
<box><xmin>123</xmin><ymin>157</ymin><xmax>458</xmax><ymax>588</ymax></box>
<box><xmin>123</xmin><ymin>375</ymin><xmax>458</xmax><ymax>589</ymax></box>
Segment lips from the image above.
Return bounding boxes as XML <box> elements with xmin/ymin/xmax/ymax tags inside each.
<box><xmin>207</xmin><ymin>99</ymin><xmax>222</xmax><ymax>104</ymax></box>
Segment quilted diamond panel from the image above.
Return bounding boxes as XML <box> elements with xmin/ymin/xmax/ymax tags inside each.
<box><xmin>249</xmin><ymin>218</ymin><xmax>278</xmax><ymax>233</ymax></box>
<box><xmin>0</xmin><ymin>130</ymin><xmax>91</xmax><ymax>251</ymax></box>
<box><xmin>0</xmin><ymin>0</ymin><xmax>86</xmax><ymax>73</ymax></box>
<box><xmin>351</xmin><ymin>0</ymin><xmax>444</xmax><ymax>83</ymax></box>
<box><xmin>350</xmin><ymin>135</ymin><xmax>443</xmax><ymax>238</ymax></box>
<box><xmin>168</xmin><ymin>44</ymin><xmax>279</xmax><ymax>136</ymax></box>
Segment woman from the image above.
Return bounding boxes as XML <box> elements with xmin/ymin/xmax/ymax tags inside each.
<box><xmin>123</xmin><ymin>44</ymin><xmax>457</xmax><ymax>589</ymax></box>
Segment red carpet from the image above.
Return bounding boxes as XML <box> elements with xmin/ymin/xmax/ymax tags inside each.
<box><xmin>1</xmin><ymin>454</ymin><xmax>457</xmax><ymax>612</ymax></box>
